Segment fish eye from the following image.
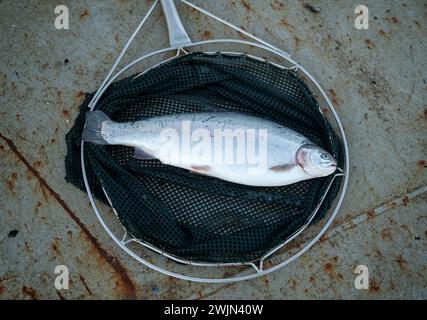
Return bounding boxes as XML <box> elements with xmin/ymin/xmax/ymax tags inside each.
<box><xmin>320</xmin><ymin>153</ymin><xmax>330</xmax><ymax>160</ymax></box>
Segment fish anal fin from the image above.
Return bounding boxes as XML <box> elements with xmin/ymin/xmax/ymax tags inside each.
<box><xmin>190</xmin><ymin>165</ymin><xmax>211</xmax><ymax>174</ymax></box>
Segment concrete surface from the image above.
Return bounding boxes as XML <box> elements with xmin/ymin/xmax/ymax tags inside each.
<box><xmin>0</xmin><ymin>0</ymin><xmax>426</xmax><ymax>299</ymax></box>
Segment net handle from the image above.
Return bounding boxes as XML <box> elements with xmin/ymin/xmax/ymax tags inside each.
<box><xmin>160</xmin><ymin>0</ymin><xmax>192</xmax><ymax>47</ymax></box>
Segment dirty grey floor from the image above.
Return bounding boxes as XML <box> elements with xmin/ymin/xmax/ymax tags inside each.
<box><xmin>0</xmin><ymin>0</ymin><xmax>426</xmax><ymax>299</ymax></box>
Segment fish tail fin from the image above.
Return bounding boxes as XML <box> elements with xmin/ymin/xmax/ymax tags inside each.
<box><xmin>82</xmin><ymin>110</ymin><xmax>111</xmax><ymax>145</ymax></box>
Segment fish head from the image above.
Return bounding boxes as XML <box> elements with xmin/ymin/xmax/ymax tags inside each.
<box><xmin>296</xmin><ymin>144</ymin><xmax>337</xmax><ymax>177</ymax></box>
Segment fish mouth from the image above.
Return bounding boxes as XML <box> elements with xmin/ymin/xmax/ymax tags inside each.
<box><xmin>324</xmin><ymin>163</ymin><xmax>337</xmax><ymax>171</ymax></box>
<box><xmin>325</xmin><ymin>163</ymin><xmax>338</xmax><ymax>175</ymax></box>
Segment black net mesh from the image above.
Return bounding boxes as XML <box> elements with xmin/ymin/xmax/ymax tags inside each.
<box><xmin>65</xmin><ymin>53</ymin><xmax>344</xmax><ymax>263</ymax></box>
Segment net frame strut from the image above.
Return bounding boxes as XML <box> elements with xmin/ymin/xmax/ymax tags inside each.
<box><xmin>81</xmin><ymin>0</ymin><xmax>349</xmax><ymax>283</ymax></box>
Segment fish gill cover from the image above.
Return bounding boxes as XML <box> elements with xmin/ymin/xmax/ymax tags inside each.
<box><xmin>65</xmin><ymin>52</ymin><xmax>344</xmax><ymax>263</ymax></box>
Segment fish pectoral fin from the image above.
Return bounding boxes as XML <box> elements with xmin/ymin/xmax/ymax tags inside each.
<box><xmin>190</xmin><ymin>165</ymin><xmax>211</xmax><ymax>174</ymax></box>
<box><xmin>133</xmin><ymin>148</ymin><xmax>156</xmax><ymax>160</ymax></box>
<box><xmin>269</xmin><ymin>164</ymin><xmax>296</xmax><ymax>172</ymax></box>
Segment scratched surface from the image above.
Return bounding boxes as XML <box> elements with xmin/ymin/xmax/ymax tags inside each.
<box><xmin>0</xmin><ymin>0</ymin><xmax>426</xmax><ymax>299</ymax></box>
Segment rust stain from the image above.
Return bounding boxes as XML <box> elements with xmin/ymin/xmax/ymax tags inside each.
<box><xmin>75</xmin><ymin>91</ymin><xmax>85</xmax><ymax>99</ymax></box>
<box><xmin>240</xmin><ymin>0</ymin><xmax>253</xmax><ymax>12</ymax></box>
<box><xmin>33</xmin><ymin>160</ymin><xmax>43</xmax><ymax>168</ymax></box>
<box><xmin>40</xmin><ymin>183</ymin><xmax>52</xmax><ymax>202</ymax></box>
<box><xmin>263</xmin><ymin>260</ymin><xmax>274</xmax><ymax>270</ymax></box>
<box><xmin>366</xmin><ymin>209</ymin><xmax>375</xmax><ymax>220</ymax></box>
<box><xmin>282</xmin><ymin>237</ymin><xmax>302</xmax><ymax>251</ymax></box>
<box><xmin>6</xmin><ymin>172</ymin><xmax>18</xmax><ymax>194</ymax></box>
<box><xmin>289</xmin><ymin>279</ymin><xmax>297</xmax><ymax>289</ymax></box>
<box><xmin>0</xmin><ymin>285</ymin><xmax>4</xmax><ymax>296</ymax></box>
<box><xmin>386</xmin><ymin>16</ymin><xmax>399</xmax><ymax>24</ymax></box>
<box><xmin>369</xmin><ymin>279</ymin><xmax>380</xmax><ymax>293</ymax></box>
<box><xmin>24</xmin><ymin>240</ymin><xmax>31</xmax><ymax>253</ymax></box>
<box><xmin>328</xmin><ymin>89</ymin><xmax>338</xmax><ymax>106</ymax></box>
<box><xmin>0</xmin><ymin>275</ymin><xmax>17</xmax><ymax>284</ymax></box>
<box><xmin>378</xmin><ymin>29</ymin><xmax>390</xmax><ymax>39</ymax></box>
<box><xmin>94</xmin><ymin>70</ymin><xmax>103</xmax><ymax>78</ymax></box>
<box><xmin>323</xmin><ymin>256</ymin><xmax>343</xmax><ymax>281</ymax></box>
<box><xmin>190</xmin><ymin>7</ymin><xmax>201</xmax><ymax>21</ymax></box>
<box><xmin>395</xmin><ymin>255</ymin><xmax>407</xmax><ymax>270</ymax></box>
<box><xmin>79</xmin><ymin>274</ymin><xmax>93</xmax><ymax>296</ymax></box>
<box><xmin>323</xmin><ymin>261</ymin><xmax>333</xmax><ymax>272</ymax></box>
<box><xmin>80</xmin><ymin>9</ymin><xmax>90</xmax><ymax>19</ymax></box>
<box><xmin>318</xmin><ymin>234</ymin><xmax>328</xmax><ymax>243</ymax></box>
<box><xmin>22</xmin><ymin>286</ymin><xmax>39</xmax><ymax>300</ymax></box>
<box><xmin>309</xmin><ymin>276</ymin><xmax>316</xmax><ymax>284</ymax></box>
<box><xmin>365</xmin><ymin>39</ymin><xmax>375</xmax><ymax>49</ymax></box>
<box><xmin>51</xmin><ymin>237</ymin><xmax>61</xmax><ymax>255</ymax></box>
<box><xmin>400</xmin><ymin>224</ymin><xmax>413</xmax><ymax>237</ymax></box>
<box><xmin>380</xmin><ymin>228</ymin><xmax>392</xmax><ymax>240</ymax></box>
<box><xmin>75</xmin><ymin>66</ymin><xmax>84</xmax><ymax>76</ymax></box>
<box><xmin>321</xmin><ymin>107</ymin><xmax>329</xmax><ymax>114</ymax></box>
<box><xmin>18</xmin><ymin>135</ymin><xmax>34</xmax><ymax>144</ymax></box>
<box><xmin>195</xmin><ymin>282</ymin><xmax>235</xmax><ymax>300</ymax></box>
<box><xmin>280</xmin><ymin>19</ymin><xmax>290</xmax><ymax>28</ymax></box>
<box><xmin>263</xmin><ymin>276</ymin><xmax>269</xmax><ymax>288</ymax></box>
<box><xmin>374</xmin><ymin>248</ymin><xmax>384</xmax><ymax>259</ymax></box>
<box><xmin>62</xmin><ymin>109</ymin><xmax>70</xmax><ymax>118</ymax></box>
<box><xmin>294</xmin><ymin>37</ymin><xmax>302</xmax><ymax>51</ymax></box>
<box><xmin>51</xmin><ymin>243</ymin><xmax>59</xmax><ymax>254</ymax></box>
<box><xmin>201</xmin><ymin>30</ymin><xmax>212</xmax><ymax>40</ymax></box>
<box><xmin>0</xmin><ymin>132</ymin><xmax>137</xmax><ymax>299</ymax></box>
<box><xmin>270</xmin><ymin>0</ymin><xmax>285</xmax><ymax>11</ymax></box>
<box><xmin>417</xmin><ymin>160</ymin><xmax>426</xmax><ymax>169</ymax></box>
<box><xmin>386</xmin><ymin>201</ymin><xmax>397</xmax><ymax>211</ymax></box>
<box><xmin>56</xmin><ymin>290</ymin><xmax>66</xmax><ymax>300</ymax></box>
<box><xmin>402</xmin><ymin>196</ymin><xmax>409</xmax><ymax>206</ymax></box>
